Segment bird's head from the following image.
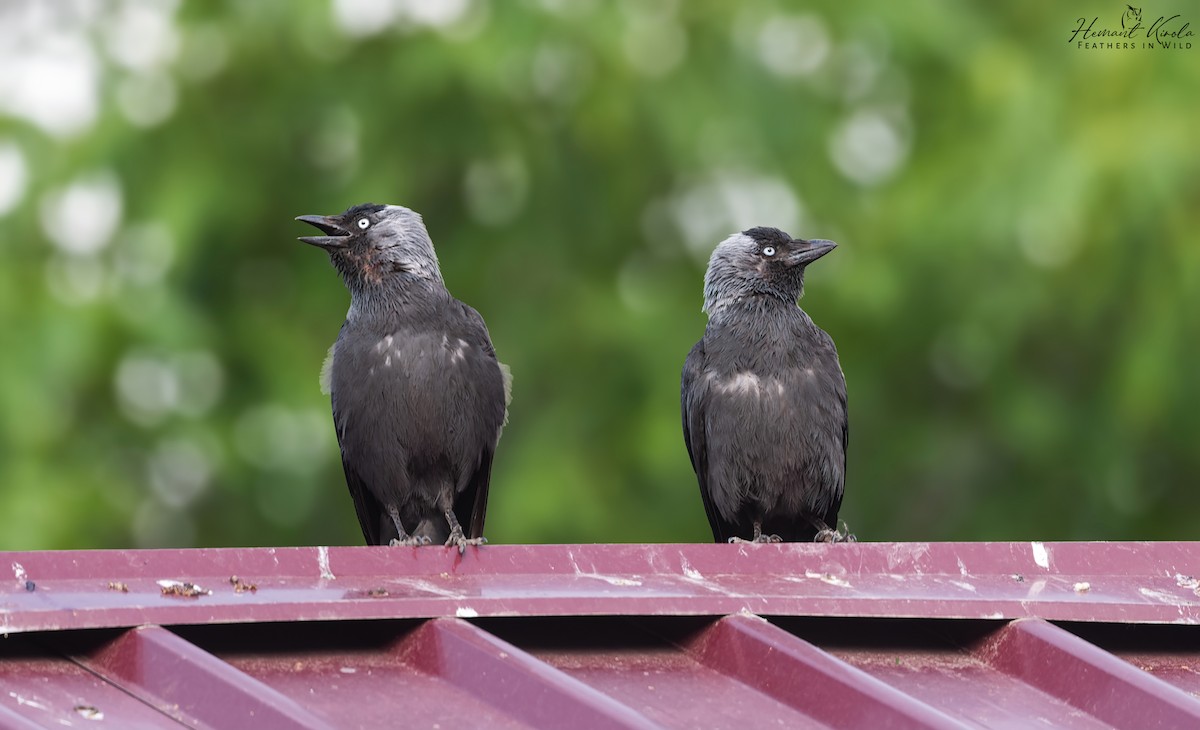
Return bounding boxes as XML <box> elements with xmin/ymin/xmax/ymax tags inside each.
<box><xmin>296</xmin><ymin>203</ymin><xmax>443</xmax><ymax>291</ymax></box>
<box><xmin>702</xmin><ymin>226</ymin><xmax>836</xmax><ymax>316</ymax></box>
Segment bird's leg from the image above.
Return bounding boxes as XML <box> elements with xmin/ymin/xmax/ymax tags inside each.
<box><xmin>728</xmin><ymin>521</ymin><xmax>783</xmax><ymax>544</ymax></box>
<box><xmin>386</xmin><ymin>505</ymin><xmax>431</xmax><ymax>547</ymax></box>
<box><xmin>814</xmin><ymin>520</ymin><xmax>857</xmax><ymax>544</ymax></box>
<box><xmin>443</xmin><ymin>510</ymin><xmax>486</xmax><ymax>555</ymax></box>
<box><xmin>834</xmin><ymin>520</ymin><xmax>858</xmax><ymax>543</ymax></box>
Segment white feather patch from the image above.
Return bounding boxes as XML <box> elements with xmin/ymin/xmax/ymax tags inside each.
<box><xmin>319</xmin><ymin>344</ymin><xmax>335</xmax><ymax>395</ymax></box>
<box><xmin>499</xmin><ymin>361</ymin><xmax>513</xmax><ymax>429</ymax></box>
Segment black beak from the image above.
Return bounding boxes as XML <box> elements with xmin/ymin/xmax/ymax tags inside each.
<box><xmin>787</xmin><ymin>238</ymin><xmax>837</xmax><ymax>266</ymax></box>
<box><xmin>296</xmin><ymin>214</ymin><xmax>351</xmax><ymax>249</ymax></box>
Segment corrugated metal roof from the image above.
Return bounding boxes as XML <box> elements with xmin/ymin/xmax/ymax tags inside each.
<box><xmin>2</xmin><ymin>542</ymin><xmax>1199</xmax><ymax>728</ymax></box>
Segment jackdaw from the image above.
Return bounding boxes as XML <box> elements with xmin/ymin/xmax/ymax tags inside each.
<box><xmin>681</xmin><ymin>227</ymin><xmax>851</xmax><ymax>543</ymax></box>
<box><xmin>297</xmin><ymin>203</ymin><xmax>510</xmax><ymax>552</ymax></box>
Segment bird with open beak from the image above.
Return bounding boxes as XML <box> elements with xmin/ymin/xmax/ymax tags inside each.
<box><xmin>297</xmin><ymin>203</ymin><xmax>510</xmax><ymax>553</ymax></box>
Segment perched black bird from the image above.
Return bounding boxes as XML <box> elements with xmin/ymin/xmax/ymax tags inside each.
<box><xmin>681</xmin><ymin>227</ymin><xmax>850</xmax><ymax>543</ymax></box>
<box><xmin>297</xmin><ymin>204</ymin><xmax>510</xmax><ymax>552</ymax></box>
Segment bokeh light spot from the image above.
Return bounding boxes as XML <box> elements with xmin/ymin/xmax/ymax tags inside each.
<box><xmin>116</xmin><ymin>72</ymin><xmax>178</xmax><ymax>128</ymax></box>
<box><xmin>464</xmin><ymin>155</ymin><xmax>529</xmax><ymax>227</ymax></box>
<box><xmin>829</xmin><ymin>109</ymin><xmax>909</xmax><ymax>186</ymax></box>
<box><xmin>670</xmin><ymin>172</ymin><xmax>804</xmax><ymax>263</ymax></box>
<box><xmin>147</xmin><ymin>437</ymin><xmax>213</xmax><ymax>509</ymax></box>
<box><xmin>755</xmin><ymin>14</ymin><xmax>831</xmax><ymax>78</ymax></box>
<box><xmin>0</xmin><ymin>142</ymin><xmax>29</xmax><ymax>217</ymax></box>
<box><xmin>102</xmin><ymin>1</ymin><xmax>180</xmax><ymax>72</ymax></box>
<box><xmin>0</xmin><ymin>29</ymin><xmax>100</xmax><ymax>138</ymax></box>
<box><xmin>40</xmin><ymin>171</ymin><xmax>124</xmax><ymax>255</ymax></box>
<box><xmin>235</xmin><ymin>404</ymin><xmax>332</xmax><ymax>475</ymax></box>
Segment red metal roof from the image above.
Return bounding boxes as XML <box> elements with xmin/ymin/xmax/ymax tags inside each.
<box><xmin>2</xmin><ymin>542</ymin><xmax>1199</xmax><ymax>728</ymax></box>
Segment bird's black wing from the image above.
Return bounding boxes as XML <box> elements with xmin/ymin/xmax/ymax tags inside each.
<box><xmin>813</xmin><ymin>326</ymin><xmax>849</xmax><ymax>529</ymax></box>
<box><xmin>682</xmin><ymin>339</ymin><xmax>735</xmax><ymax>542</ymax></box>
<box><xmin>340</xmin><ymin>454</ymin><xmax>388</xmax><ymax>545</ymax></box>
<box><xmin>449</xmin><ymin>301</ymin><xmax>507</xmax><ymax>540</ymax></box>
<box><xmin>329</xmin><ymin>323</ymin><xmax>389</xmax><ymax>545</ymax></box>
<box><xmin>827</xmin><ymin>367</ymin><xmax>849</xmax><ymax>529</ymax></box>
<box><xmin>463</xmin><ymin>447</ymin><xmax>495</xmax><ymax>539</ymax></box>
<box><xmin>823</xmin><ymin>382</ymin><xmax>848</xmax><ymax>527</ymax></box>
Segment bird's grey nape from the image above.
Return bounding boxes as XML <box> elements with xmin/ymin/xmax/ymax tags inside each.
<box><xmin>701</xmin><ymin>232</ymin><xmax>792</xmax><ymax>317</ymax></box>
<box><xmin>345</xmin><ymin>205</ymin><xmax>444</xmax><ymax>285</ymax></box>
<box><xmin>373</xmin><ymin>205</ymin><xmax>444</xmax><ymax>282</ymax></box>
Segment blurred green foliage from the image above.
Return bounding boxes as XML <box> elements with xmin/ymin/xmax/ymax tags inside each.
<box><xmin>0</xmin><ymin>1</ymin><xmax>1197</xmax><ymax>549</ymax></box>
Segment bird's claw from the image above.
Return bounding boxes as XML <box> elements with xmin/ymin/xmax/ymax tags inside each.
<box><xmin>728</xmin><ymin>533</ymin><xmax>783</xmax><ymax>544</ymax></box>
<box><xmin>815</xmin><ymin>521</ymin><xmax>857</xmax><ymax>543</ymax></box>
<box><xmin>388</xmin><ymin>535</ymin><xmax>432</xmax><ymax>547</ymax></box>
<box><xmin>445</xmin><ymin>529</ymin><xmax>487</xmax><ymax>555</ymax></box>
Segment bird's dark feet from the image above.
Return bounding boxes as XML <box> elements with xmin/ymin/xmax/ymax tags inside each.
<box><xmin>445</xmin><ymin>527</ymin><xmax>487</xmax><ymax>555</ymax></box>
<box><xmin>728</xmin><ymin>533</ymin><xmax>783</xmax><ymax>544</ymax></box>
<box><xmin>442</xmin><ymin>509</ymin><xmax>485</xmax><ymax>554</ymax></box>
<box><xmin>385</xmin><ymin>505</ymin><xmax>430</xmax><ymax>546</ymax></box>
<box><xmin>388</xmin><ymin>535</ymin><xmax>432</xmax><ymax>547</ymax></box>
<box><xmin>729</xmin><ymin>521</ymin><xmax>782</xmax><ymax>543</ymax></box>
<box><xmin>815</xmin><ymin>521</ymin><xmax>857</xmax><ymax>543</ymax></box>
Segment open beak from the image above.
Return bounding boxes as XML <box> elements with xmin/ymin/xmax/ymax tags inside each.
<box><xmin>296</xmin><ymin>214</ymin><xmax>351</xmax><ymax>249</ymax></box>
<box><xmin>787</xmin><ymin>238</ymin><xmax>837</xmax><ymax>266</ymax></box>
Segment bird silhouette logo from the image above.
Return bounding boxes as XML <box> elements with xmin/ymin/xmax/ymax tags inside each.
<box><xmin>1122</xmin><ymin>4</ymin><xmax>1142</xmax><ymax>28</ymax></box>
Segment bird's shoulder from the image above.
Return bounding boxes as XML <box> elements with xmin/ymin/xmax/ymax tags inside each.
<box><xmin>683</xmin><ymin>339</ymin><xmax>707</xmax><ymax>377</ymax></box>
<box><xmin>681</xmin><ymin>338</ymin><xmax>709</xmax><ymax>409</ymax></box>
<box><xmin>698</xmin><ymin>308</ymin><xmax>843</xmax><ymax>384</ymax></box>
<box><xmin>329</xmin><ymin>295</ymin><xmax>502</xmax><ymax>399</ymax></box>
<box><xmin>336</xmin><ymin>289</ymin><xmax>490</xmax><ymax>344</ymax></box>
<box><xmin>447</xmin><ymin>298</ymin><xmax>499</xmax><ymax>353</ymax></box>
<box><xmin>791</xmin><ymin>308</ymin><xmax>837</xmax><ymax>346</ymax></box>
